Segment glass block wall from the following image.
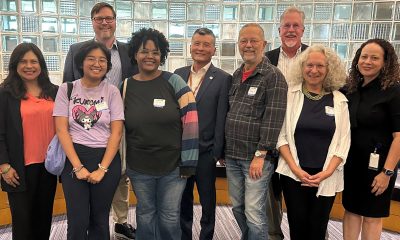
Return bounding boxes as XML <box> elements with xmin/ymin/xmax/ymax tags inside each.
<box><xmin>1</xmin><ymin>0</ymin><xmax>400</xmax><ymax>85</ymax></box>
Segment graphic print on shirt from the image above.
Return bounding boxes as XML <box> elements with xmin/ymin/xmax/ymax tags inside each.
<box><xmin>72</xmin><ymin>105</ymin><xmax>102</xmax><ymax>130</ymax></box>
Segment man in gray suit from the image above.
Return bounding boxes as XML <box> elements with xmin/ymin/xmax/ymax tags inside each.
<box><xmin>175</xmin><ymin>28</ymin><xmax>231</xmax><ymax>240</ymax></box>
<box><xmin>63</xmin><ymin>2</ymin><xmax>137</xmax><ymax>240</ymax></box>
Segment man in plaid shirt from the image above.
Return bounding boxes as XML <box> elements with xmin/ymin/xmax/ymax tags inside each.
<box><xmin>225</xmin><ymin>23</ymin><xmax>287</xmax><ymax>240</ymax></box>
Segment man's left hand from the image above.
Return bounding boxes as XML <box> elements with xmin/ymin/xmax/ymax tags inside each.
<box><xmin>249</xmin><ymin>157</ymin><xmax>264</xmax><ymax>180</ymax></box>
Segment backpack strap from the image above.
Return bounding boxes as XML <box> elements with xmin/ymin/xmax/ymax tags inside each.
<box><xmin>67</xmin><ymin>82</ymin><xmax>73</xmax><ymax>100</ymax></box>
<box><xmin>122</xmin><ymin>78</ymin><xmax>128</xmax><ymax>102</ymax></box>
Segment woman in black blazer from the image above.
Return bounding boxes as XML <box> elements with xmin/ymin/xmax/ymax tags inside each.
<box><xmin>0</xmin><ymin>43</ymin><xmax>58</xmax><ymax>240</ymax></box>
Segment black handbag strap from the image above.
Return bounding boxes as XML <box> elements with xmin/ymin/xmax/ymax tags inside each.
<box><xmin>67</xmin><ymin>82</ymin><xmax>73</xmax><ymax>100</ymax></box>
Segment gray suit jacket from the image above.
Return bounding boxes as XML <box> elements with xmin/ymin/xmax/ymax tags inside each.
<box><xmin>63</xmin><ymin>39</ymin><xmax>137</xmax><ymax>83</ymax></box>
<box><xmin>174</xmin><ymin>64</ymin><xmax>232</xmax><ymax>159</ymax></box>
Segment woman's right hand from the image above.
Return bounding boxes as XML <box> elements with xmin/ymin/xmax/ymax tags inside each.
<box><xmin>291</xmin><ymin>166</ymin><xmax>315</xmax><ymax>187</ymax></box>
<box><xmin>75</xmin><ymin>167</ymin><xmax>90</xmax><ymax>180</ymax></box>
<box><xmin>1</xmin><ymin>165</ymin><xmax>20</xmax><ymax>187</ymax></box>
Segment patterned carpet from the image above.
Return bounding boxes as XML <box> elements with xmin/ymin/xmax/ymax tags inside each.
<box><xmin>0</xmin><ymin>205</ymin><xmax>399</xmax><ymax>239</ymax></box>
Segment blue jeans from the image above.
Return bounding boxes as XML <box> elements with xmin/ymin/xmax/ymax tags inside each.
<box><xmin>225</xmin><ymin>158</ymin><xmax>274</xmax><ymax>240</ymax></box>
<box><xmin>126</xmin><ymin>168</ymin><xmax>186</xmax><ymax>240</ymax></box>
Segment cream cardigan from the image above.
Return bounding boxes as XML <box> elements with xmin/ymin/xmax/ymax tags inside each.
<box><xmin>276</xmin><ymin>84</ymin><xmax>351</xmax><ymax>197</ymax></box>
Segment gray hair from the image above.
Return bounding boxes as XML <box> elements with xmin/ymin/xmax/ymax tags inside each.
<box><xmin>239</xmin><ymin>23</ymin><xmax>265</xmax><ymax>41</ymax></box>
<box><xmin>192</xmin><ymin>27</ymin><xmax>216</xmax><ymax>46</ymax></box>
<box><xmin>289</xmin><ymin>44</ymin><xmax>347</xmax><ymax>92</ymax></box>
<box><xmin>280</xmin><ymin>6</ymin><xmax>305</xmax><ymax>26</ymax></box>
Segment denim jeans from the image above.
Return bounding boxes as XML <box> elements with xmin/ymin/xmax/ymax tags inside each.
<box><xmin>225</xmin><ymin>158</ymin><xmax>274</xmax><ymax>240</ymax></box>
<box><xmin>126</xmin><ymin>167</ymin><xmax>186</xmax><ymax>240</ymax></box>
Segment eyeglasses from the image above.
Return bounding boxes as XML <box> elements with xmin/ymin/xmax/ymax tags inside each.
<box><xmin>280</xmin><ymin>24</ymin><xmax>303</xmax><ymax>30</ymax></box>
<box><xmin>304</xmin><ymin>63</ymin><xmax>328</xmax><ymax>70</ymax></box>
<box><xmin>239</xmin><ymin>39</ymin><xmax>262</xmax><ymax>46</ymax></box>
<box><xmin>92</xmin><ymin>16</ymin><xmax>115</xmax><ymax>24</ymax></box>
<box><xmin>85</xmin><ymin>57</ymin><xmax>108</xmax><ymax>66</ymax></box>
<box><xmin>138</xmin><ymin>50</ymin><xmax>161</xmax><ymax>57</ymax></box>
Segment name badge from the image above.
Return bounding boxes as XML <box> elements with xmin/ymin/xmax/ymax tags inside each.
<box><xmin>95</xmin><ymin>101</ymin><xmax>108</xmax><ymax>111</ymax></box>
<box><xmin>369</xmin><ymin>153</ymin><xmax>379</xmax><ymax>170</ymax></box>
<box><xmin>153</xmin><ymin>99</ymin><xmax>166</xmax><ymax>108</ymax></box>
<box><xmin>248</xmin><ymin>87</ymin><xmax>257</xmax><ymax>96</ymax></box>
<box><xmin>325</xmin><ymin>106</ymin><xmax>334</xmax><ymax>116</ymax></box>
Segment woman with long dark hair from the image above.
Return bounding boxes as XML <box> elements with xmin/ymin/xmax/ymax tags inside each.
<box><xmin>343</xmin><ymin>38</ymin><xmax>400</xmax><ymax>239</ymax></box>
<box><xmin>0</xmin><ymin>42</ymin><xmax>58</xmax><ymax>240</ymax></box>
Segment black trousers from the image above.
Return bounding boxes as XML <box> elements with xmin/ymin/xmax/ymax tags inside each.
<box><xmin>61</xmin><ymin>144</ymin><xmax>121</xmax><ymax>240</ymax></box>
<box><xmin>7</xmin><ymin>163</ymin><xmax>57</xmax><ymax>240</ymax></box>
<box><xmin>180</xmin><ymin>151</ymin><xmax>216</xmax><ymax>240</ymax></box>
<box><xmin>280</xmin><ymin>168</ymin><xmax>335</xmax><ymax>240</ymax></box>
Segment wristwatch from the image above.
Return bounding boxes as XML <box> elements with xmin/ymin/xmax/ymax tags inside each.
<box><xmin>255</xmin><ymin>150</ymin><xmax>266</xmax><ymax>158</ymax></box>
<box><xmin>382</xmin><ymin>168</ymin><xmax>394</xmax><ymax>176</ymax></box>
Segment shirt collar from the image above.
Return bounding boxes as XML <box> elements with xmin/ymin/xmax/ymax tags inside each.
<box><xmin>191</xmin><ymin>61</ymin><xmax>212</xmax><ymax>74</ymax></box>
<box><xmin>94</xmin><ymin>37</ymin><xmax>118</xmax><ymax>50</ymax></box>
<box><xmin>280</xmin><ymin>46</ymin><xmax>302</xmax><ymax>58</ymax></box>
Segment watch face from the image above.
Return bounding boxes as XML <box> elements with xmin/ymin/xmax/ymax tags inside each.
<box><xmin>383</xmin><ymin>168</ymin><xmax>394</xmax><ymax>176</ymax></box>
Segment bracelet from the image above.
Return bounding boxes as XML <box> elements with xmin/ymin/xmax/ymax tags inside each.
<box><xmin>98</xmin><ymin>164</ymin><xmax>108</xmax><ymax>173</ymax></box>
<box><xmin>0</xmin><ymin>164</ymin><xmax>11</xmax><ymax>175</ymax></box>
<box><xmin>72</xmin><ymin>165</ymin><xmax>84</xmax><ymax>173</ymax></box>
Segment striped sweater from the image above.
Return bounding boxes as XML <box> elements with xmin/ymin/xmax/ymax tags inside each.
<box><xmin>167</xmin><ymin>73</ymin><xmax>199</xmax><ymax>175</ymax></box>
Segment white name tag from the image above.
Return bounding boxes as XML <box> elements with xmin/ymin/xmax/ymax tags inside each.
<box><xmin>153</xmin><ymin>99</ymin><xmax>166</xmax><ymax>108</ymax></box>
<box><xmin>95</xmin><ymin>101</ymin><xmax>108</xmax><ymax>111</ymax></box>
<box><xmin>368</xmin><ymin>153</ymin><xmax>379</xmax><ymax>170</ymax></box>
<box><xmin>248</xmin><ymin>87</ymin><xmax>257</xmax><ymax>96</ymax></box>
<box><xmin>325</xmin><ymin>106</ymin><xmax>334</xmax><ymax>116</ymax></box>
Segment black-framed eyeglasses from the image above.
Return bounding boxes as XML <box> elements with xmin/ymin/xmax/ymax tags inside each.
<box><xmin>92</xmin><ymin>16</ymin><xmax>115</xmax><ymax>24</ymax></box>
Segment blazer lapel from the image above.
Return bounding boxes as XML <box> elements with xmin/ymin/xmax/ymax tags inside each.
<box><xmin>9</xmin><ymin>97</ymin><xmax>22</xmax><ymax>137</ymax></box>
<box><xmin>182</xmin><ymin>67</ymin><xmax>191</xmax><ymax>83</ymax></box>
<box><xmin>195</xmin><ymin>64</ymin><xmax>215</xmax><ymax>102</ymax></box>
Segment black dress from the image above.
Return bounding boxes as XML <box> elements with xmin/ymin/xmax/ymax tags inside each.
<box><xmin>343</xmin><ymin>78</ymin><xmax>400</xmax><ymax>217</ymax></box>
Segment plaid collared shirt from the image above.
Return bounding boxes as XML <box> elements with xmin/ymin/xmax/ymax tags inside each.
<box><xmin>225</xmin><ymin>57</ymin><xmax>288</xmax><ymax>161</ymax></box>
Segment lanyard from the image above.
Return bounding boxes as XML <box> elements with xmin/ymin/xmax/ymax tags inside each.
<box><xmin>189</xmin><ymin>73</ymin><xmax>205</xmax><ymax>96</ymax></box>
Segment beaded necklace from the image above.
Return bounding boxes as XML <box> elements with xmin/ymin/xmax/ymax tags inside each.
<box><xmin>302</xmin><ymin>84</ymin><xmax>325</xmax><ymax>101</ymax></box>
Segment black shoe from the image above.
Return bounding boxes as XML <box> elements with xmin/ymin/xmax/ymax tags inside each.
<box><xmin>115</xmin><ymin>223</ymin><xmax>136</xmax><ymax>240</ymax></box>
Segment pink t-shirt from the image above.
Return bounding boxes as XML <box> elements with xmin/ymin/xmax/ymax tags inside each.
<box><xmin>53</xmin><ymin>79</ymin><xmax>124</xmax><ymax>148</ymax></box>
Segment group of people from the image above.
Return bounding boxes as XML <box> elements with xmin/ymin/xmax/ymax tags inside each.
<box><xmin>0</xmin><ymin>3</ymin><xmax>399</xmax><ymax>240</ymax></box>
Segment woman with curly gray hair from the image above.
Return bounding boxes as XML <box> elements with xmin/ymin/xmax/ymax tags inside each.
<box><xmin>275</xmin><ymin>44</ymin><xmax>351</xmax><ymax>240</ymax></box>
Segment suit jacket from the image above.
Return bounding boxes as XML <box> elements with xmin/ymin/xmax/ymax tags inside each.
<box><xmin>0</xmin><ymin>86</ymin><xmax>58</xmax><ymax>192</ymax></box>
<box><xmin>63</xmin><ymin>39</ymin><xmax>138</xmax><ymax>83</ymax></box>
<box><xmin>265</xmin><ymin>43</ymin><xmax>309</xmax><ymax>66</ymax></box>
<box><xmin>174</xmin><ymin>64</ymin><xmax>232</xmax><ymax>159</ymax></box>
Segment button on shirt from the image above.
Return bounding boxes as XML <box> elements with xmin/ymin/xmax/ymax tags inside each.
<box><xmin>189</xmin><ymin>61</ymin><xmax>211</xmax><ymax>96</ymax></box>
<box><xmin>95</xmin><ymin>38</ymin><xmax>122</xmax><ymax>87</ymax></box>
<box><xmin>225</xmin><ymin>57</ymin><xmax>288</xmax><ymax>161</ymax></box>
<box><xmin>277</xmin><ymin>47</ymin><xmax>302</xmax><ymax>83</ymax></box>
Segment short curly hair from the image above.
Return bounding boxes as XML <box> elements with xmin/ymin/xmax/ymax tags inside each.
<box><xmin>128</xmin><ymin>28</ymin><xmax>170</xmax><ymax>66</ymax></box>
<box><xmin>289</xmin><ymin>44</ymin><xmax>347</xmax><ymax>92</ymax></box>
<box><xmin>347</xmin><ymin>38</ymin><xmax>400</xmax><ymax>93</ymax></box>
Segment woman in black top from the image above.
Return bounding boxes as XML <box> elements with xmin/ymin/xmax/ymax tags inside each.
<box><xmin>343</xmin><ymin>39</ymin><xmax>400</xmax><ymax>240</ymax></box>
<box><xmin>276</xmin><ymin>44</ymin><xmax>350</xmax><ymax>240</ymax></box>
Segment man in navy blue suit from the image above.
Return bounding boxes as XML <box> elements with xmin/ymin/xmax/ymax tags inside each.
<box><xmin>175</xmin><ymin>28</ymin><xmax>232</xmax><ymax>240</ymax></box>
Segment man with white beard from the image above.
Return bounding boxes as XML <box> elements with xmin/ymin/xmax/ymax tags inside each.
<box><xmin>266</xmin><ymin>6</ymin><xmax>308</xmax><ymax>85</ymax></box>
<box><xmin>265</xmin><ymin>6</ymin><xmax>308</xmax><ymax>240</ymax></box>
